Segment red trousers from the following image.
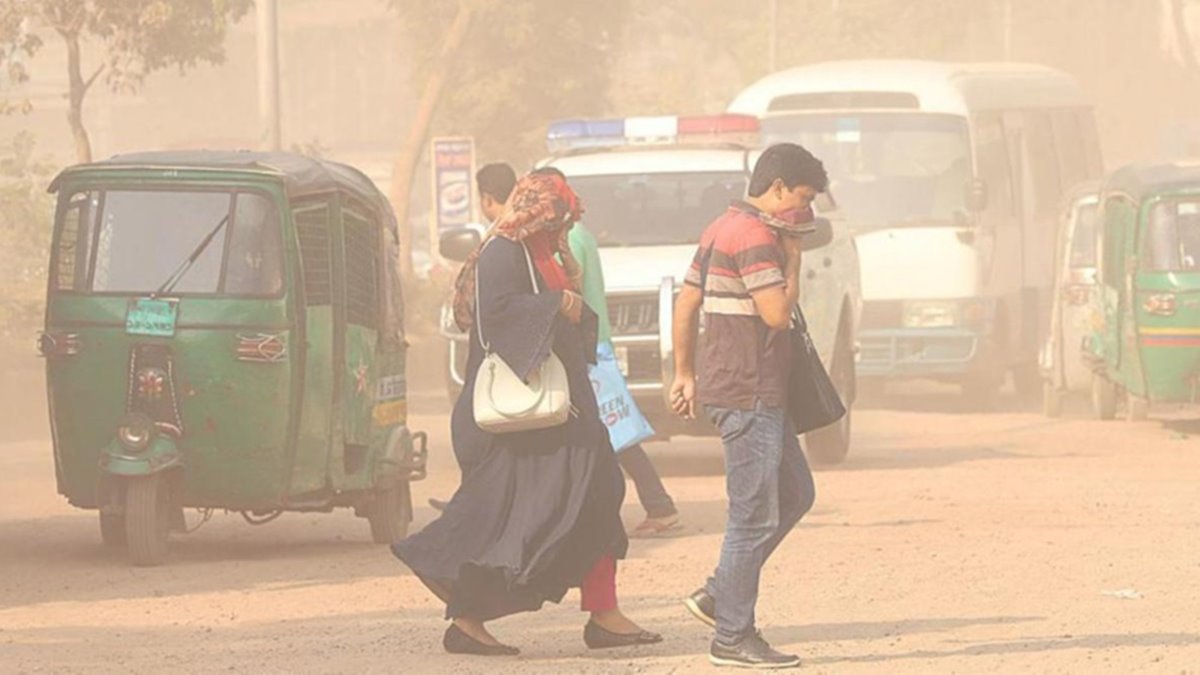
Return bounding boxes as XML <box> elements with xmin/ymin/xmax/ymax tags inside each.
<box><xmin>580</xmin><ymin>555</ymin><xmax>617</xmax><ymax>612</ymax></box>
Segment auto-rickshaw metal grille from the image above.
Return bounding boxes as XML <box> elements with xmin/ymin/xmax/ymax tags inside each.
<box><xmin>295</xmin><ymin>208</ymin><xmax>332</xmax><ymax>306</ymax></box>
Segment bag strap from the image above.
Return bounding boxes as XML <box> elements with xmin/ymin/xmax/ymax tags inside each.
<box><xmin>475</xmin><ymin>238</ymin><xmax>541</xmax><ymax>353</ymax></box>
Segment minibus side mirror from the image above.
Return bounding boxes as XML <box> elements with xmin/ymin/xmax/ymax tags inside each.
<box><xmin>439</xmin><ymin>224</ymin><xmax>485</xmax><ymax>262</ymax></box>
<box><xmin>799</xmin><ymin>217</ymin><xmax>834</xmax><ymax>251</ymax></box>
<box><xmin>966</xmin><ymin>178</ymin><xmax>988</xmax><ymax>213</ymax></box>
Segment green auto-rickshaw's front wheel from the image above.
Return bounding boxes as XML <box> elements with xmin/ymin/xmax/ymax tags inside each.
<box><xmin>99</xmin><ymin>511</ymin><xmax>126</xmax><ymax>548</ymax></box>
<box><xmin>125</xmin><ymin>474</ymin><xmax>171</xmax><ymax>566</ymax></box>
<box><xmin>367</xmin><ymin>481</ymin><xmax>413</xmax><ymax>545</ymax></box>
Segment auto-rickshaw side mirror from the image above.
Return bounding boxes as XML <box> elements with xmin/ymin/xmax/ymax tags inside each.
<box><xmin>439</xmin><ymin>225</ymin><xmax>485</xmax><ymax>262</ymax></box>
<box><xmin>966</xmin><ymin>178</ymin><xmax>988</xmax><ymax>213</ymax></box>
<box><xmin>799</xmin><ymin>217</ymin><xmax>834</xmax><ymax>252</ymax></box>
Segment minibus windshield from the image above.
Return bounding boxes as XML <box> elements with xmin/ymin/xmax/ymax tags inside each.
<box><xmin>762</xmin><ymin>113</ymin><xmax>970</xmax><ymax>228</ymax></box>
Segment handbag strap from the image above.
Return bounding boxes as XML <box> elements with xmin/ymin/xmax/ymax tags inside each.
<box><xmin>475</xmin><ymin>238</ymin><xmax>541</xmax><ymax>353</ymax></box>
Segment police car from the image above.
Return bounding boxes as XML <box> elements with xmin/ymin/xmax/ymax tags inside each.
<box><xmin>440</xmin><ymin>114</ymin><xmax>862</xmax><ymax>464</ymax></box>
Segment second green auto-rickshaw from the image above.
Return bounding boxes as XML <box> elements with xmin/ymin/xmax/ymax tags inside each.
<box><xmin>42</xmin><ymin>151</ymin><xmax>427</xmax><ymax>565</ymax></box>
<box><xmin>1086</xmin><ymin>162</ymin><xmax>1200</xmax><ymax>420</ymax></box>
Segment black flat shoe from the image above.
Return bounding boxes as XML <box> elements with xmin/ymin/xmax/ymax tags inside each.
<box><xmin>583</xmin><ymin>621</ymin><xmax>664</xmax><ymax>650</ymax></box>
<box><xmin>443</xmin><ymin>624</ymin><xmax>520</xmax><ymax>656</ymax></box>
<box><xmin>684</xmin><ymin>587</ymin><xmax>716</xmax><ymax>627</ymax></box>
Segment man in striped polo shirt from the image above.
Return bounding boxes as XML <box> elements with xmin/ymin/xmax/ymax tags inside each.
<box><xmin>670</xmin><ymin>143</ymin><xmax>828</xmax><ymax>669</ymax></box>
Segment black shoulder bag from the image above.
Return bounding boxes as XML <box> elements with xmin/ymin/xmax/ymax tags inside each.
<box><xmin>698</xmin><ymin>243</ymin><xmax>846</xmax><ymax>434</ymax></box>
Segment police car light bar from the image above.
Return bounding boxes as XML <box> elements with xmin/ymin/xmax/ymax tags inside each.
<box><xmin>546</xmin><ymin>114</ymin><xmax>759</xmax><ymax>152</ymax></box>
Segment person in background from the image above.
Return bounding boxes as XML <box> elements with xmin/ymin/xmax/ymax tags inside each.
<box><xmin>532</xmin><ymin>166</ymin><xmax>682</xmax><ymax>537</ymax></box>
<box><xmin>429</xmin><ymin>162</ymin><xmax>517</xmax><ymax>512</ymax></box>
<box><xmin>671</xmin><ymin>143</ymin><xmax>828</xmax><ymax>669</ymax></box>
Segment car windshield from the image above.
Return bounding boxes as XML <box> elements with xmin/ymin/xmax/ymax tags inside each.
<box><xmin>762</xmin><ymin>113</ymin><xmax>971</xmax><ymax>228</ymax></box>
<box><xmin>1069</xmin><ymin>202</ymin><xmax>1099</xmax><ymax>268</ymax></box>
<box><xmin>1144</xmin><ymin>198</ymin><xmax>1200</xmax><ymax>272</ymax></box>
<box><xmin>54</xmin><ymin>189</ymin><xmax>283</xmax><ymax>295</ymax></box>
<box><xmin>567</xmin><ymin>171</ymin><xmax>748</xmax><ymax>246</ymax></box>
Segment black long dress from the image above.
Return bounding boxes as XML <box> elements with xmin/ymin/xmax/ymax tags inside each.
<box><xmin>392</xmin><ymin>237</ymin><xmax>628</xmax><ymax>621</ymax></box>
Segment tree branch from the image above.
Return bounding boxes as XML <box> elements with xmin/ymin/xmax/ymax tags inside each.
<box><xmin>82</xmin><ymin>64</ymin><xmax>104</xmax><ymax>93</ymax></box>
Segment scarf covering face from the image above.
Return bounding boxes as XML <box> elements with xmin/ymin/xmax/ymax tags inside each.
<box><xmin>452</xmin><ymin>172</ymin><xmax>585</xmax><ymax>331</ymax></box>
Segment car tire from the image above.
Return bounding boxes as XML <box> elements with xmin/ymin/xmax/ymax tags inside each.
<box><xmin>1091</xmin><ymin>373</ymin><xmax>1118</xmax><ymax>420</ymax></box>
<box><xmin>125</xmin><ymin>474</ymin><xmax>170</xmax><ymax>567</ymax></box>
<box><xmin>368</xmin><ymin>481</ymin><xmax>412</xmax><ymax>545</ymax></box>
<box><xmin>1042</xmin><ymin>380</ymin><xmax>1062</xmax><ymax>418</ymax></box>
<box><xmin>806</xmin><ymin>325</ymin><xmax>854</xmax><ymax>467</ymax></box>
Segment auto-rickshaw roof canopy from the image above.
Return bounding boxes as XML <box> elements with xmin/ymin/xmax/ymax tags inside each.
<box><xmin>49</xmin><ymin>150</ymin><xmax>393</xmax><ymax>222</ymax></box>
<box><xmin>1103</xmin><ymin>162</ymin><xmax>1200</xmax><ymax>202</ymax></box>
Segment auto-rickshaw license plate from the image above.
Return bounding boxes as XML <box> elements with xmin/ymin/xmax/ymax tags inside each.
<box><xmin>125</xmin><ymin>298</ymin><xmax>178</xmax><ymax>337</ymax></box>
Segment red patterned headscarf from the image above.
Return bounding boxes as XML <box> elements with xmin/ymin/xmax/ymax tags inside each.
<box><xmin>451</xmin><ymin>172</ymin><xmax>584</xmax><ymax>331</ymax></box>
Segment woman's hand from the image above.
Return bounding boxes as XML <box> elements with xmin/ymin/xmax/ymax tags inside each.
<box><xmin>560</xmin><ymin>290</ymin><xmax>584</xmax><ymax>324</ymax></box>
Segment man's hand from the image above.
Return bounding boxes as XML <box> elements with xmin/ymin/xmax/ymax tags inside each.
<box><xmin>781</xmin><ymin>232</ymin><xmax>804</xmax><ymax>268</ymax></box>
<box><xmin>669</xmin><ymin>374</ymin><xmax>697</xmax><ymax>420</ymax></box>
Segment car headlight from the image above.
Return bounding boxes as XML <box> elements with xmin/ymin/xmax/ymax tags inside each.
<box><xmin>903</xmin><ymin>301</ymin><xmax>960</xmax><ymax>328</ymax></box>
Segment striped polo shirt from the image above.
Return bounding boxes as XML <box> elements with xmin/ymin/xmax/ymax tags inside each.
<box><xmin>684</xmin><ymin>201</ymin><xmax>792</xmax><ymax>410</ymax></box>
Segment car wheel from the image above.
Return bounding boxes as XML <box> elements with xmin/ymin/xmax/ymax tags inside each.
<box><xmin>806</xmin><ymin>326</ymin><xmax>854</xmax><ymax>466</ymax></box>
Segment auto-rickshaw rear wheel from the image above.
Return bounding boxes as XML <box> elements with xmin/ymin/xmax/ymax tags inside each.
<box><xmin>99</xmin><ymin>512</ymin><xmax>126</xmax><ymax>548</ymax></box>
<box><xmin>1091</xmin><ymin>374</ymin><xmax>1119</xmax><ymax>421</ymax></box>
<box><xmin>124</xmin><ymin>474</ymin><xmax>171</xmax><ymax>566</ymax></box>
<box><xmin>367</xmin><ymin>481</ymin><xmax>412</xmax><ymax>544</ymax></box>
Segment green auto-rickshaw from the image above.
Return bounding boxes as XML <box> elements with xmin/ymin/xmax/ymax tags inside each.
<box><xmin>41</xmin><ymin>151</ymin><xmax>427</xmax><ymax>565</ymax></box>
<box><xmin>1087</xmin><ymin>162</ymin><xmax>1200</xmax><ymax>420</ymax></box>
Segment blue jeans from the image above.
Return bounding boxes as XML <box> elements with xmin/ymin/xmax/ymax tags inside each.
<box><xmin>704</xmin><ymin>402</ymin><xmax>816</xmax><ymax>644</ymax></box>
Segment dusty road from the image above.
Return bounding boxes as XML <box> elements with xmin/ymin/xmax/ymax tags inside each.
<box><xmin>2</xmin><ymin>365</ymin><xmax>1199</xmax><ymax>674</ymax></box>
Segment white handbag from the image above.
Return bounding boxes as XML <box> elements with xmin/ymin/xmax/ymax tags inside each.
<box><xmin>472</xmin><ymin>240</ymin><xmax>572</xmax><ymax>434</ymax></box>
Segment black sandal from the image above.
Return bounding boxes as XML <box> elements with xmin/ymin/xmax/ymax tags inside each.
<box><xmin>583</xmin><ymin>621</ymin><xmax>664</xmax><ymax>649</ymax></box>
<box><xmin>443</xmin><ymin>623</ymin><xmax>520</xmax><ymax>656</ymax></box>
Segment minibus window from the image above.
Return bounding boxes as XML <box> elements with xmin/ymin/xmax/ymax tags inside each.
<box><xmin>762</xmin><ymin>113</ymin><xmax>970</xmax><ymax>227</ymax></box>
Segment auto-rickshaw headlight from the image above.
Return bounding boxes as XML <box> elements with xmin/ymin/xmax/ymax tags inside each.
<box><xmin>1143</xmin><ymin>294</ymin><xmax>1177</xmax><ymax>317</ymax></box>
<box><xmin>116</xmin><ymin>413</ymin><xmax>156</xmax><ymax>453</ymax></box>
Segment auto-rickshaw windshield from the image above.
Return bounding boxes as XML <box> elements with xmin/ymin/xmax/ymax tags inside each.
<box><xmin>1145</xmin><ymin>199</ymin><xmax>1200</xmax><ymax>272</ymax></box>
<box><xmin>53</xmin><ymin>189</ymin><xmax>284</xmax><ymax>296</ymax></box>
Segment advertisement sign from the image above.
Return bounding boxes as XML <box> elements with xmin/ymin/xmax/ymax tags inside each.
<box><xmin>430</xmin><ymin>137</ymin><xmax>476</xmax><ymax>232</ymax></box>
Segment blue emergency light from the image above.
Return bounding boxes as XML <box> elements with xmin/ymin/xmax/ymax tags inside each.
<box><xmin>546</xmin><ymin>114</ymin><xmax>759</xmax><ymax>153</ymax></box>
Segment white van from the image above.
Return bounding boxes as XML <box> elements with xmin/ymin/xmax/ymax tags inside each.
<box><xmin>729</xmin><ymin>60</ymin><xmax>1104</xmax><ymax>404</ymax></box>
<box><xmin>440</xmin><ymin>115</ymin><xmax>862</xmax><ymax>463</ymax></box>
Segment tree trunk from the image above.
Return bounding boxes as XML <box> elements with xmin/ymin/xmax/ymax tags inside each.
<box><xmin>1172</xmin><ymin>0</ymin><xmax>1200</xmax><ymax>75</ymax></box>
<box><xmin>63</xmin><ymin>31</ymin><xmax>92</xmax><ymax>164</ymax></box>
<box><xmin>389</xmin><ymin>3</ymin><xmax>473</xmax><ymax>286</ymax></box>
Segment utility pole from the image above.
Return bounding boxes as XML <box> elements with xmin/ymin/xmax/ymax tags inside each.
<box><xmin>768</xmin><ymin>0</ymin><xmax>778</xmax><ymax>73</ymax></box>
<box><xmin>1002</xmin><ymin>0</ymin><xmax>1014</xmax><ymax>60</ymax></box>
<box><xmin>256</xmin><ymin>0</ymin><xmax>282</xmax><ymax>151</ymax></box>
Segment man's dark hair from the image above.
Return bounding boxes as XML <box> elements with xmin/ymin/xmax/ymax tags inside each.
<box><xmin>747</xmin><ymin>143</ymin><xmax>828</xmax><ymax>197</ymax></box>
<box><xmin>476</xmin><ymin>163</ymin><xmax>517</xmax><ymax>202</ymax></box>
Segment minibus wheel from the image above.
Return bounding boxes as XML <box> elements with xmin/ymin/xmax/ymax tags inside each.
<box><xmin>368</xmin><ymin>481</ymin><xmax>412</xmax><ymax>544</ymax></box>
<box><xmin>1042</xmin><ymin>380</ymin><xmax>1062</xmax><ymax>418</ymax></box>
<box><xmin>124</xmin><ymin>474</ymin><xmax>171</xmax><ymax>566</ymax></box>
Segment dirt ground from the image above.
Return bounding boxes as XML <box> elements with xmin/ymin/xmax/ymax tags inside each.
<box><xmin>2</xmin><ymin>346</ymin><xmax>1199</xmax><ymax>674</ymax></box>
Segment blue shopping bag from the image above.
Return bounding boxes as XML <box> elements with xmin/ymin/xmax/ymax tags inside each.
<box><xmin>589</xmin><ymin>342</ymin><xmax>655</xmax><ymax>453</ymax></box>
